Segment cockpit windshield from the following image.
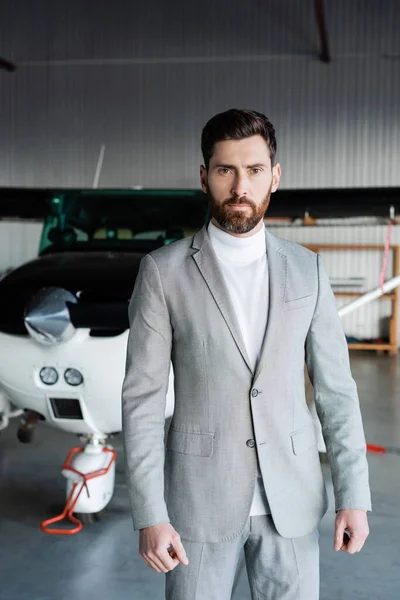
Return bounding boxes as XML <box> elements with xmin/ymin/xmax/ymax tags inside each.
<box><xmin>39</xmin><ymin>190</ymin><xmax>209</xmax><ymax>254</ymax></box>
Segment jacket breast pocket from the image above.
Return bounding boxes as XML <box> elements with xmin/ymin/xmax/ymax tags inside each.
<box><xmin>283</xmin><ymin>293</ymin><xmax>315</xmax><ymax>312</ymax></box>
<box><xmin>290</xmin><ymin>423</ymin><xmax>318</xmax><ymax>455</ymax></box>
<box><xmin>166</xmin><ymin>427</ymin><xmax>214</xmax><ymax>458</ymax></box>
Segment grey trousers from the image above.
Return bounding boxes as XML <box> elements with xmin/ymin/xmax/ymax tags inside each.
<box><xmin>165</xmin><ymin>514</ymin><xmax>319</xmax><ymax>600</ymax></box>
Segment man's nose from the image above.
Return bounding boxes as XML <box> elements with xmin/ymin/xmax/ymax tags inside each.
<box><xmin>231</xmin><ymin>174</ymin><xmax>249</xmax><ymax>198</ymax></box>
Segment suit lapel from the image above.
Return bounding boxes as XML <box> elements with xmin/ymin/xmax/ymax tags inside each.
<box><xmin>192</xmin><ymin>225</ymin><xmax>253</xmax><ymax>374</ymax></box>
<box><xmin>253</xmin><ymin>230</ymin><xmax>287</xmax><ymax>382</ymax></box>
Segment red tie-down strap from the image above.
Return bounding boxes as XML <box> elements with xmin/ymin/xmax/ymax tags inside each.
<box><xmin>366</xmin><ymin>443</ymin><xmax>400</xmax><ymax>455</ymax></box>
<box><xmin>41</xmin><ymin>446</ymin><xmax>117</xmax><ymax>535</ymax></box>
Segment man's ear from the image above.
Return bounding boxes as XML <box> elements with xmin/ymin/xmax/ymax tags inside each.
<box><xmin>200</xmin><ymin>165</ymin><xmax>208</xmax><ymax>194</ymax></box>
<box><xmin>271</xmin><ymin>163</ymin><xmax>281</xmax><ymax>193</ymax></box>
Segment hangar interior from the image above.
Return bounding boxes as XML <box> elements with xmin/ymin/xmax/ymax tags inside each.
<box><xmin>1</xmin><ymin>1</ymin><xmax>400</xmax><ymax>599</ymax></box>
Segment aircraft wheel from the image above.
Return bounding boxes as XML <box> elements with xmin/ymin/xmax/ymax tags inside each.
<box><xmin>17</xmin><ymin>426</ymin><xmax>35</xmax><ymax>444</ymax></box>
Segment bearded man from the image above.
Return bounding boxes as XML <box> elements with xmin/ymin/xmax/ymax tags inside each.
<box><xmin>122</xmin><ymin>108</ymin><xmax>371</xmax><ymax>600</ymax></box>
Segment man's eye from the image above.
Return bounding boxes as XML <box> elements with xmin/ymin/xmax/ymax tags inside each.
<box><xmin>251</xmin><ymin>168</ymin><xmax>262</xmax><ymax>174</ymax></box>
<box><xmin>218</xmin><ymin>168</ymin><xmax>231</xmax><ymax>175</ymax></box>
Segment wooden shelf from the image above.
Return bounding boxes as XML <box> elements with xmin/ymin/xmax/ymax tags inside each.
<box><xmin>348</xmin><ymin>343</ymin><xmax>398</xmax><ymax>356</ymax></box>
<box><xmin>300</xmin><ymin>243</ymin><xmax>400</xmax><ymax>355</ymax></box>
<box><xmin>305</xmin><ymin>244</ymin><xmax>399</xmax><ymax>251</ymax></box>
<box><xmin>348</xmin><ymin>343</ymin><xmax>394</xmax><ymax>350</ymax></box>
<box><xmin>334</xmin><ymin>292</ymin><xmax>395</xmax><ymax>299</ymax></box>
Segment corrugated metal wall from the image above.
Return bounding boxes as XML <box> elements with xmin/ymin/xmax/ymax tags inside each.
<box><xmin>0</xmin><ymin>0</ymin><xmax>399</xmax><ymax>188</ymax></box>
<box><xmin>0</xmin><ymin>221</ymin><xmax>42</xmax><ymax>272</ymax></box>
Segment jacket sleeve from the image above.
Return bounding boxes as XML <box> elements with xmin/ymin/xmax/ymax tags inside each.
<box><xmin>122</xmin><ymin>254</ymin><xmax>172</xmax><ymax>530</ymax></box>
<box><xmin>305</xmin><ymin>254</ymin><xmax>372</xmax><ymax>512</ymax></box>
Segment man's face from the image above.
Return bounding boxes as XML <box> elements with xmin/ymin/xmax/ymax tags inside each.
<box><xmin>200</xmin><ymin>135</ymin><xmax>281</xmax><ymax>236</ymax></box>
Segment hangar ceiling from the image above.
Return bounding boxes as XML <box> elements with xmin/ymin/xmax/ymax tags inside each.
<box><xmin>0</xmin><ymin>0</ymin><xmax>398</xmax><ymax>189</ymax></box>
<box><xmin>0</xmin><ymin>0</ymin><xmax>332</xmax><ymax>69</ymax></box>
<box><xmin>0</xmin><ymin>0</ymin><xmax>397</xmax><ymax>65</ymax></box>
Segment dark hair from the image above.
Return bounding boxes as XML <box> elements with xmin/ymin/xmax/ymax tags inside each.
<box><xmin>201</xmin><ymin>108</ymin><xmax>277</xmax><ymax>170</ymax></box>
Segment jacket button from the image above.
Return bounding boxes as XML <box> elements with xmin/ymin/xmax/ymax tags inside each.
<box><xmin>246</xmin><ymin>439</ymin><xmax>256</xmax><ymax>448</ymax></box>
<box><xmin>251</xmin><ymin>389</ymin><xmax>259</xmax><ymax>398</ymax></box>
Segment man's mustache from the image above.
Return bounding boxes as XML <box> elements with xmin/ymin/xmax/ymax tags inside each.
<box><xmin>224</xmin><ymin>197</ymin><xmax>255</xmax><ymax>208</ymax></box>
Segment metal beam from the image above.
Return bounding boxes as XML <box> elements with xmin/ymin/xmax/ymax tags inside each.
<box><xmin>314</xmin><ymin>0</ymin><xmax>331</xmax><ymax>63</ymax></box>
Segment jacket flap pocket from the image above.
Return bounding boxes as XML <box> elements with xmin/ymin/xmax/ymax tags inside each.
<box><xmin>290</xmin><ymin>423</ymin><xmax>317</xmax><ymax>455</ymax></box>
<box><xmin>166</xmin><ymin>428</ymin><xmax>214</xmax><ymax>457</ymax></box>
<box><xmin>283</xmin><ymin>293</ymin><xmax>315</xmax><ymax>312</ymax></box>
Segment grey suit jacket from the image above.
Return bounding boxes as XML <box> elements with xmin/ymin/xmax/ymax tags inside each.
<box><xmin>122</xmin><ymin>224</ymin><xmax>371</xmax><ymax>543</ymax></box>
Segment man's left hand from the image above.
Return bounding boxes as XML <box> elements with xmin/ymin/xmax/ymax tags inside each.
<box><xmin>334</xmin><ymin>509</ymin><xmax>369</xmax><ymax>554</ymax></box>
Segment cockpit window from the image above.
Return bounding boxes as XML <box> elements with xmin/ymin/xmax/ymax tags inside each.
<box><xmin>39</xmin><ymin>190</ymin><xmax>209</xmax><ymax>254</ymax></box>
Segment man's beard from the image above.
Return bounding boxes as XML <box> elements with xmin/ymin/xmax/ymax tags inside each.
<box><xmin>207</xmin><ymin>184</ymin><xmax>272</xmax><ymax>234</ymax></box>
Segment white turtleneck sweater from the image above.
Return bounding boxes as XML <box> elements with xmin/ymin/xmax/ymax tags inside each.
<box><xmin>208</xmin><ymin>220</ymin><xmax>271</xmax><ymax>516</ymax></box>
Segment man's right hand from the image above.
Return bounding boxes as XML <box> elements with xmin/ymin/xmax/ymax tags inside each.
<box><xmin>139</xmin><ymin>523</ymin><xmax>189</xmax><ymax>573</ymax></box>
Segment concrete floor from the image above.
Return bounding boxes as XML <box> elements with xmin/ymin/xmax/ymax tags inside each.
<box><xmin>1</xmin><ymin>352</ymin><xmax>400</xmax><ymax>600</ymax></box>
